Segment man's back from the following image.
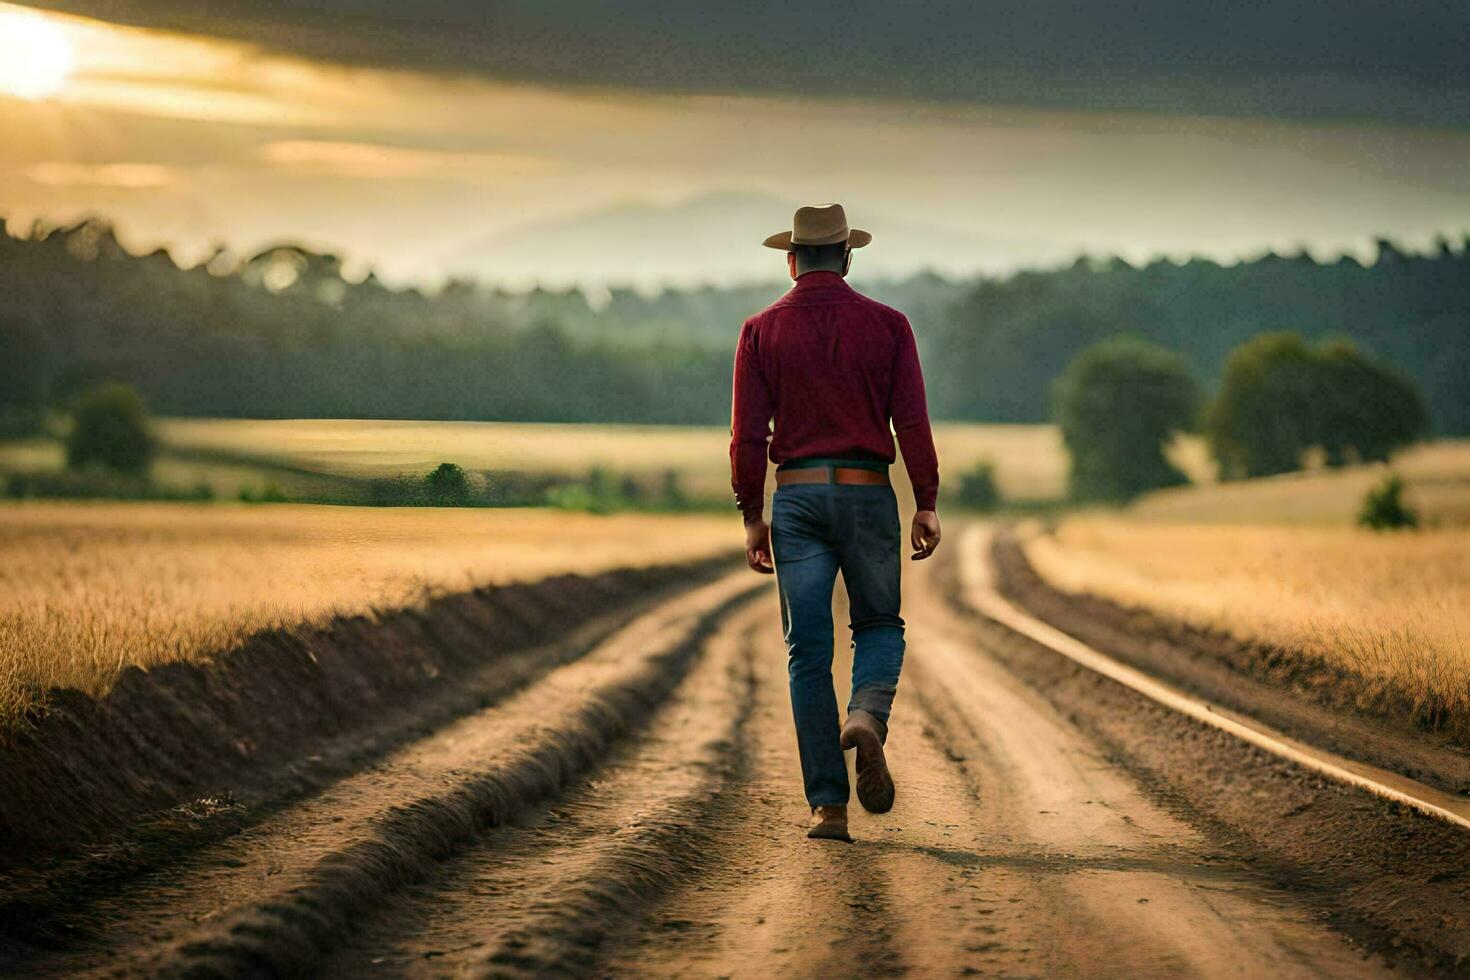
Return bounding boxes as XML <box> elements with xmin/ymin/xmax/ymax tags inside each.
<box><xmin>729</xmin><ymin>270</ymin><xmax>939</xmax><ymax>525</ymax></box>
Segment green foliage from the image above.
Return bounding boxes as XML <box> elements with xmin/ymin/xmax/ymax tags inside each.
<box><xmin>1054</xmin><ymin>336</ymin><xmax>1201</xmax><ymax>501</ymax></box>
<box><xmin>659</xmin><ymin>469</ymin><xmax>689</xmax><ymax>510</ymax></box>
<box><xmin>543</xmin><ymin>482</ymin><xmax>600</xmax><ymax>513</ymax></box>
<box><xmin>64</xmin><ymin>382</ymin><xmax>155</xmax><ymax>475</ymax></box>
<box><xmin>1208</xmin><ymin>333</ymin><xmax>1428</xmax><ymax>479</ymax></box>
<box><xmin>423</xmin><ymin>462</ymin><xmax>472</xmax><ymax>506</ymax></box>
<box><xmin>955</xmin><ymin>459</ymin><xmax>1001</xmax><ymax>511</ymax></box>
<box><xmin>544</xmin><ymin>468</ymin><xmax>622</xmax><ymax>514</ymax></box>
<box><xmin>543</xmin><ymin>466</ymin><xmax>700</xmax><ymax>514</ymax></box>
<box><xmin>5</xmin><ymin>470</ymin><xmax>211</xmax><ymax>502</ymax></box>
<box><xmin>1316</xmin><ymin>339</ymin><xmax>1431</xmax><ymax>466</ymax></box>
<box><xmin>5</xmin><ymin>219</ymin><xmax>1467</xmax><ymax>435</ymax></box>
<box><xmin>239</xmin><ymin>483</ymin><xmax>289</xmax><ymax>504</ymax></box>
<box><xmin>935</xmin><ymin>249</ymin><xmax>1469</xmax><ymax>434</ymax></box>
<box><xmin>1358</xmin><ymin>473</ymin><xmax>1419</xmax><ymax>530</ymax></box>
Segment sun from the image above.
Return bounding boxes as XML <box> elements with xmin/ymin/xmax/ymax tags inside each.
<box><xmin>0</xmin><ymin>8</ymin><xmax>76</xmax><ymax>101</ymax></box>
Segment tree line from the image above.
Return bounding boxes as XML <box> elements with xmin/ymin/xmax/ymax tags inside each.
<box><xmin>933</xmin><ymin>241</ymin><xmax>1469</xmax><ymax>435</ymax></box>
<box><xmin>1</xmin><ymin>217</ymin><xmax>1464</xmax><ymax>438</ymax></box>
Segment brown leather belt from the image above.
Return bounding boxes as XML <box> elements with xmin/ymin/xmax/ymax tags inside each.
<box><xmin>776</xmin><ymin>466</ymin><xmax>890</xmax><ymax>487</ymax></box>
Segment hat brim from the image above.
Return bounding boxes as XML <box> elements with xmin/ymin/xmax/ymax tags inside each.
<box><xmin>762</xmin><ymin>228</ymin><xmax>871</xmax><ymax>251</ymax></box>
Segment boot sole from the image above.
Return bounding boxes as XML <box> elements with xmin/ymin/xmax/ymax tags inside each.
<box><xmin>807</xmin><ymin>823</ymin><xmax>854</xmax><ymax>843</ymax></box>
<box><xmin>842</xmin><ymin>726</ymin><xmax>895</xmax><ymax>814</ymax></box>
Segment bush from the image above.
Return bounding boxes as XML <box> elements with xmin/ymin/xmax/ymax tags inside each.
<box><xmin>544</xmin><ymin>482</ymin><xmax>598</xmax><ymax>512</ymax></box>
<box><xmin>65</xmin><ymin>382</ymin><xmax>155</xmax><ymax>475</ymax></box>
<box><xmin>4</xmin><ymin>470</ymin><xmax>211</xmax><ymax>501</ymax></box>
<box><xmin>1208</xmin><ymin>333</ymin><xmax>1428</xmax><ymax>479</ymax></box>
<box><xmin>423</xmin><ymin>462</ymin><xmax>472</xmax><ymax>506</ymax></box>
<box><xmin>956</xmin><ymin>459</ymin><xmax>1001</xmax><ymax>511</ymax></box>
<box><xmin>1358</xmin><ymin>473</ymin><xmax>1418</xmax><ymax>530</ymax></box>
<box><xmin>659</xmin><ymin>469</ymin><xmax>689</xmax><ymax>510</ymax></box>
<box><xmin>1054</xmin><ymin>336</ymin><xmax>1201</xmax><ymax>501</ymax></box>
<box><xmin>544</xmin><ymin>467</ymin><xmax>637</xmax><ymax>514</ymax></box>
<box><xmin>239</xmin><ymin>482</ymin><xmax>289</xmax><ymax>504</ymax></box>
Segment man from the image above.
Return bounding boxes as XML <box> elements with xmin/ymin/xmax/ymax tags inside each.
<box><xmin>730</xmin><ymin>203</ymin><xmax>941</xmax><ymax>843</ymax></box>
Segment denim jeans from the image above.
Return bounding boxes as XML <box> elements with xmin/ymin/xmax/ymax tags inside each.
<box><xmin>770</xmin><ymin>479</ymin><xmax>905</xmax><ymax>807</ymax></box>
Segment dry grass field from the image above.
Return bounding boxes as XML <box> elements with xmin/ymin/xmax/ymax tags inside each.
<box><xmin>0</xmin><ymin>503</ymin><xmax>736</xmax><ymax>726</ymax></box>
<box><xmin>154</xmin><ymin>418</ymin><xmax>1079</xmax><ymax>503</ymax></box>
<box><xmin>1024</xmin><ymin>444</ymin><xmax>1470</xmax><ymax>729</ymax></box>
<box><xmin>1129</xmin><ymin>441</ymin><xmax>1470</xmax><ymax>527</ymax></box>
<box><xmin>1023</xmin><ymin>518</ymin><xmax>1470</xmax><ymax>726</ymax></box>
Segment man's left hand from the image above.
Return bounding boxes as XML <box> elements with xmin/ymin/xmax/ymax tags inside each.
<box><xmin>910</xmin><ymin>510</ymin><xmax>941</xmax><ymax>560</ymax></box>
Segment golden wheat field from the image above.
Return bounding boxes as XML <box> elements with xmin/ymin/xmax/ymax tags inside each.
<box><xmin>0</xmin><ymin>503</ymin><xmax>737</xmax><ymax>726</ymax></box>
<box><xmin>1128</xmin><ymin>441</ymin><xmax>1470</xmax><ymax>527</ymax></box>
<box><xmin>154</xmin><ymin>418</ymin><xmax>1078</xmax><ymax>502</ymax></box>
<box><xmin>1023</xmin><ymin>518</ymin><xmax>1470</xmax><ymax>721</ymax></box>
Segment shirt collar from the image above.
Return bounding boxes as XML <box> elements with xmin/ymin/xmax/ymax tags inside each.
<box><xmin>791</xmin><ymin>270</ymin><xmax>848</xmax><ymax>289</ymax></box>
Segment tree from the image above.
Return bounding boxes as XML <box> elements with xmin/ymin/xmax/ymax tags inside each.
<box><xmin>1206</xmin><ymin>333</ymin><xmax>1323</xmax><ymax>479</ymax></box>
<box><xmin>1208</xmin><ymin>333</ymin><xmax>1428</xmax><ymax>479</ymax></box>
<box><xmin>423</xmin><ymin>462</ymin><xmax>472</xmax><ymax>505</ymax></box>
<box><xmin>1053</xmin><ymin>337</ymin><xmax>1201</xmax><ymax>501</ymax></box>
<box><xmin>1316</xmin><ymin>339</ymin><xmax>1430</xmax><ymax>466</ymax></box>
<box><xmin>65</xmin><ymin>382</ymin><xmax>155</xmax><ymax>475</ymax></box>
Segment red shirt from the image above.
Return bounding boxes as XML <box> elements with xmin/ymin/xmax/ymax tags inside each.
<box><xmin>729</xmin><ymin>271</ymin><xmax>940</xmax><ymax>523</ymax></box>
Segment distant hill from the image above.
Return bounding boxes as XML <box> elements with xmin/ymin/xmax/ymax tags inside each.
<box><xmin>444</xmin><ymin>191</ymin><xmax>1068</xmax><ymax>288</ymax></box>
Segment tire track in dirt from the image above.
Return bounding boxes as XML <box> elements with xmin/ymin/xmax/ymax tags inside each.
<box><xmin>949</xmin><ymin>525</ymin><xmax>1470</xmax><ymax>970</ymax></box>
<box><xmin>893</xmin><ymin>556</ymin><xmax>1387</xmax><ymax>977</ymax></box>
<box><xmin>602</xmin><ymin>547</ymin><xmax>1387</xmax><ymax>978</ymax></box>
<box><xmin>596</xmin><ymin>584</ymin><xmax>908</xmax><ymax>979</ymax></box>
<box><xmin>28</xmin><ymin>571</ymin><xmax>763</xmax><ymax>978</ymax></box>
<box><xmin>317</xmin><ymin>604</ymin><xmax>767</xmax><ymax>976</ymax></box>
<box><xmin>2</xmin><ymin>562</ymin><xmax>734</xmax><ymax>967</ymax></box>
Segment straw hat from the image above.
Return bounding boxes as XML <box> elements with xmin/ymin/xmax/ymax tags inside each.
<box><xmin>762</xmin><ymin>203</ymin><xmax>871</xmax><ymax>251</ymax></box>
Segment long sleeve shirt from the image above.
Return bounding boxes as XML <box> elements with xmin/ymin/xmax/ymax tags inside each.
<box><xmin>729</xmin><ymin>270</ymin><xmax>940</xmax><ymax>524</ymax></box>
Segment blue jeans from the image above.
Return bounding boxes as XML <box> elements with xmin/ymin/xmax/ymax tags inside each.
<box><xmin>770</xmin><ymin>480</ymin><xmax>905</xmax><ymax>808</ymax></box>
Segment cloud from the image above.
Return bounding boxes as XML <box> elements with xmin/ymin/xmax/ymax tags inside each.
<box><xmin>24</xmin><ymin>161</ymin><xmax>174</xmax><ymax>187</ymax></box>
<box><xmin>259</xmin><ymin>141</ymin><xmax>547</xmax><ymax>180</ymax></box>
<box><xmin>16</xmin><ymin>1</ymin><xmax>1470</xmax><ymax>127</ymax></box>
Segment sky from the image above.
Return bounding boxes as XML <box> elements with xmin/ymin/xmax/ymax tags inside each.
<box><xmin>2</xmin><ymin>1</ymin><xmax>1469</xmax><ymax>289</ymax></box>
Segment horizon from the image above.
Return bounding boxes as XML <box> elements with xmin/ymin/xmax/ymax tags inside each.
<box><xmin>8</xmin><ymin>206</ymin><xmax>1466</xmax><ymax>300</ymax></box>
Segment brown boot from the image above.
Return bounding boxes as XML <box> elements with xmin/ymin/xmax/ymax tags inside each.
<box><xmin>841</xmin><ymin>709</ymin><xmax>895</xmax><ymax>814</ymax></box>
<box><xmin>807</xmin><ymin>805</ymin><xmax>853</xmax><ymax>842</ymax></box>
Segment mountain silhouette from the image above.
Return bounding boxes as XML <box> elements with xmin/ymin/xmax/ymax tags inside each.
<box><xmin>444</xmin><ymin>191</ymin><xmax>1065</xmax><ymax>287</ymax></box>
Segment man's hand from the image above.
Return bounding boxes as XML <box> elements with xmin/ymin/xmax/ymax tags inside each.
<box><xmin>745</xmin><ymin>519</ymin><xmax>774</xmax><ymax>574</ymax></box>
<box><xmin>910</xmin><ymin>510</ymin><xmax>941</xmax><ymax>560</ymax></box>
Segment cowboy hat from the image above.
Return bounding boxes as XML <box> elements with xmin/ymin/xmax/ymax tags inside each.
<box><xmin>763</xmin><ymin>203</ymin><xmax>871</xmax><ymax>251</ymax></box>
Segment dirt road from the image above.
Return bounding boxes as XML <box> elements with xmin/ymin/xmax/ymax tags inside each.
<box><xmin>19</xmin><ymin>527</ymin><xmax>1411</xmax><ymax>977</ymax></box>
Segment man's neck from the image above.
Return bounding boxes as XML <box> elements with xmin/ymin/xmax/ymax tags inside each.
<box><xmin>794</xmin><ymin>266</ymin><xmax>844</xmax><ymax>279</ymax></box>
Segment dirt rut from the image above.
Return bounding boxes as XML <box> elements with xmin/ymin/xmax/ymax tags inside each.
<box><xmin>25</xmin><ymin>571</ymin><xmax>761</xmax><ymax>977</ymax></box>
<box><xmin>598</xmin><ymin>566</ymin><xmax>1384</xmax><ymax>978</ymax></box>
<box><xmin>25</xmin><ymin>526</ymin><xmax>1467</xmax><ymax>977</ymax></box>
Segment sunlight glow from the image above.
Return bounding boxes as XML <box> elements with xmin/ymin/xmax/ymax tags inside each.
<box><xmin>0</xmin><ymin>8</ymin><xmax>75</xmax><ymax>100</ymax></box>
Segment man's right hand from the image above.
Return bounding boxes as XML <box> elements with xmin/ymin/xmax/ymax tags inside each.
<box><xmin>745</xmin><ymin>519</ymin><xmax>774</xmax><ymax>574</ymax></box>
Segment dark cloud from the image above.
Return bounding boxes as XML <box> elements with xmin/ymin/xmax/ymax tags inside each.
<box><xmin>23</xmin><ymin>1</ymin><xmax>1470</xmax><ymax>126</ymax></box>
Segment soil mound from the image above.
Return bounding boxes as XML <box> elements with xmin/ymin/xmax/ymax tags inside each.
<box><xmin>989</xmin><ymin>529</ymin><xmax>1470</xmax><ymax>795</ymax></box>
<box><xmin>0</xmin><ymin>555</ymin><xmax>734</xmax><ymax>862</ymax></box>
